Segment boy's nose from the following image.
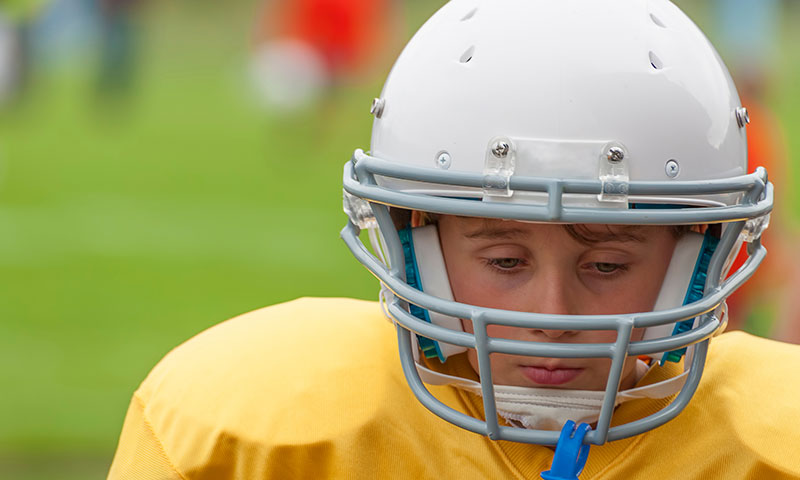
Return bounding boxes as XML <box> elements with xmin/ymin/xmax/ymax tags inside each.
<box><xmin>527</xmin><ymin>274</ymin><xmax>575</xmax><ymax>316</ymax></box>
<box><xmin>525</xmin><ymin>275</ymin><xmax>578</xmax><ymax>339</ymax></box>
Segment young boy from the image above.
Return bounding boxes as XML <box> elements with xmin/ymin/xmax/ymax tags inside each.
<box><xmin>108</xmin><ymin>1</ymin><xmax>800</xmax><ymax>478</ymax></box>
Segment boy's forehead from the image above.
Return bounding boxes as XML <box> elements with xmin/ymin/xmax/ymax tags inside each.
<box><xmin>448</xmin><ymin>215</ymin><xmax>651</xmax><ymax>243</ymax></box>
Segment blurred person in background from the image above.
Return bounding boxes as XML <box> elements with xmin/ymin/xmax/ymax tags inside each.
<box><xmin>96</xmin><ymin>0</ymin><xmax>144</xmax><ymax>97</ymax></box>
<box><xmin>22</xmin><ymin>0</ymin><xmax>142</xmax><ymax>100</ymax></box>
<box><xmin>711</xmin><ymin>0</ymin><xmax>800</xmax><ymax>343</ymax></box>
<box><xmin>27</xmin><ymin>0</ymin><xmax>95</xmax><ymax>68</ymax></box>
<box><xmin>249</xmin><ymin>0</ymin><xmax>401</xmax><ymax>115</ymax></box>
<box><xmin>0</xmin><ymin>10</ymin><xmax>21</xmax><ymax>104</ymax></box>
<box><xmin>0</xmin><ymin>0</ymin><xmax>47</xmax><ymax>105</ymax></box>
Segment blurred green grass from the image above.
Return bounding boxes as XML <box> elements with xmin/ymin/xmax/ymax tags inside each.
<box><xmin>0</xmin><ymin>0</ymin><xmax>797</xmax><ymax>479</ymax></box>
<box><xmin>0</xmin><ymin>0</ymin><xmax>394</xmax><ymax>476</ymax></box>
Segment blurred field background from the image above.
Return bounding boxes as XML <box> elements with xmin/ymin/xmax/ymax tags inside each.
<box><xmin>0</xmin><ymin>1</ymin><xmax>798</xmax><ymax>478</ymax></box>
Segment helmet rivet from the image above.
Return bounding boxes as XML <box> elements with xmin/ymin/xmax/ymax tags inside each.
<box><xmin>606</xmin><ymin>147</ymin><xmax>625</xmax><ymax>163</ymax></box>
<box><xmin>436</xmin><ymin>151</ymin><xmax>452</xmax><ymax>169</ymax></box>
<box><xmin>370</xmin><ymin>98</ymin><xmax>385</xmax><ymax>118</ymax></box>
<box><xmin>491</xmin><ymin>141</ymin><xmax>510</xmax><ymax>159</ymax></box>
<box><xmin>665</xmin><ymin>159</ymin><xmax>680</xmax><ymax>178</ymax></box>
<box><xmin>735</xmin><ymin>107</ymin><xmax>750</xmax><ymax>128</ymax></box>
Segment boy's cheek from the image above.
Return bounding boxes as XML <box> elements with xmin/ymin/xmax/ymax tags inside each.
<box><xmin>460</xmin><ymin>318</ymin><xmax>473</xmax><ymax>334</ymax></box>
<box><xmin>630</xmin><ymin>327</ymin><xmax>646</xmax><ymax>341</ymax></box>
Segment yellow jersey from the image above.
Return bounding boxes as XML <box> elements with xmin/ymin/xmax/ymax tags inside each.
<box><xmin>108</xmin><ymin>297</ymin><xmax>800</xmax><ymax>479</ymax></box>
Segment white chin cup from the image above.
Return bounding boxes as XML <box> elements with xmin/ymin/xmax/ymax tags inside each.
<box><xmin>416</xmin><ymin>360</ymin><xmax>687</xmax><ymax>431</ymax></box>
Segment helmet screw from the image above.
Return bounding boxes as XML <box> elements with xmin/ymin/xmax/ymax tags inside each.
<box><xmin>665</xmin><ymin>159</ymin><xmax>680</xmax><ymax>178</ymax></box>
<box><xmin>491</xmin><ymin>141</ymin><xmax>510</xmax><ymax>159</ymax></box>
<box><xmin>607</xmin><ymin>147</ymin><xmax>625</xmax><ymax>163</ymax></box>
<box><xmin>436</xmin><ymin>151</ymin><xmax>452</xmax><ymax>169</ymax></box>
<box><xmin>370</xmin><ymin>98</ymin><xmax>385</xmax><ymax>118</ymax></box>
<box><xmin>735</xmin><ymin>107</ymin><xmax>750</xmax><ymax>128</ymax></box>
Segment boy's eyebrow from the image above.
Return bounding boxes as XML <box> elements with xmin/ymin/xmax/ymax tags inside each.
<box><xmin>462</xmin><ymin>221</ymin><xmax>650</xmax><ymax>243</ymax></box>
<box><xmin>463</xmin><ymin>221</ymin><xmax>528</xmax><ymax>240</ymax></box>
<box><xmin>564</xmin><ymin>224</ymin><xmax>648</xmax><ymax>245</ymax></box>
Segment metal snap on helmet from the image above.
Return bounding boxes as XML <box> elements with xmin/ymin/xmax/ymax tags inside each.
<box><xmin>341</xmin><ymin>0</ymin><xmax>773</xmax><ymax>448</ymax></box>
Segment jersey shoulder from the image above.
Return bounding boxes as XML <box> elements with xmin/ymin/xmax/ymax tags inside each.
<box><xmin>116</xmin><ymin>297</ymin><xmax>498</xmax><ymax>479</ymax></box>
<box><xmin>134</xmin><ymin>298</ymin><xmax>433</xmax><ymax>469</ymax></box>
<box><xmin>139</xmin><ymin>296</ymin><xmax>401</xmax><ymax>426</ymax></box>
<box><xmin>698</xmin><ymin>331</ymin><xmax>800</xmax><ymax>475</ymax></box>
<box><xmin>607</xmin><ymin>332</ymin><xmax>800</xmax><ymax>479</ymax></box>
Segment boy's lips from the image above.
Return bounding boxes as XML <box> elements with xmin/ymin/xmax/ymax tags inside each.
<box><xmin>520</xmin><ymin>366</ymin><xmax>584</xmax><ymax>386</ymax></box>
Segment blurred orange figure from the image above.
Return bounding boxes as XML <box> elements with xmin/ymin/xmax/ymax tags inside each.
<box><xmin>724</xmin><ymin>96</ymin><xmax>799</xmax><ymax>341</ymax></box>
<box><xmin>267</xmin><ymin>0</ymin><xmax>390</xmax><ymax>77</ymax></box>
<box><xmin>710</xmin><ymin>0</ymin><xmax>800</xmax><ymax>343</ymax></box>
<box><xmin>251</xmin><ymin>0</ymin><xmax>396</xmax><ymax>111</ymax></box>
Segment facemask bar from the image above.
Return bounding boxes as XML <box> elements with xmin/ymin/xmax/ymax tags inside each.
<box><xmin>341</xmin><ymin>207</ymin><xmax>766</xmax><ymax>446</ymax></box>
<box><xmin>395</xmin><ymin>321</ymin><xmax>710</xmax><ymax>446</ymax></box>
<box><xmin>340</xmin><ymin>150</ymin><xmax>771</xmax><ymax>446</ymax></box>
<box><xmin>344</xmin><ymin>150</ymin><xmax>772</xmax><ymax>225</ymax></box>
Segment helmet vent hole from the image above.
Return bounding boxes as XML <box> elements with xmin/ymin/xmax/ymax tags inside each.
<box><xmin>461</xmin><ymin>7</ymin><xmax>478</xmax><ymax>21</ymax></box>
<box><xmin>649</xmin><ymin>51</ymin><xmax>664</xmax><ymax>70</ymax></box>
<box><xmin>650</xmin><ymin>13</ymin><xmax>666</xmax><ymax>28</ymax></box>
<box><xmin>460</xmin><ymin>46</ymin><xmax>475</xmax><ymax>64</ymax></box>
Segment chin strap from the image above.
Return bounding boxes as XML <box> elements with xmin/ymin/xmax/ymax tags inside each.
<box><xmin>540</xmin><ymin>421</ymin><xmax>592</xmax><ymax>480</ymax></box>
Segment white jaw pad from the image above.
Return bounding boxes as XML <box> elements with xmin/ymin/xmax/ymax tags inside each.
<box><xmin>411</xmin><ymin>225</ymin><xmax>468</xmax><ymax>359</ymax></box>
<box><xmin>643</xmin><ymin>231</ymin><xmax>706</xmax><ymax>361</ymax></box>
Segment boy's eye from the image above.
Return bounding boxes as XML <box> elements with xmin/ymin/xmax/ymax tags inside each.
<box><xmin>491</xmin><ymin>258</ymin><xmax>522</xmax><ymax>269</ymax></box>
<box><xmin>594</xmin><ymin>262</ymin><xmax>623</xmax><ymax>274</ymax></box>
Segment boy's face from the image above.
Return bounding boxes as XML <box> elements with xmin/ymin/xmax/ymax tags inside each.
<box><xmin>435</xmin><ymin>215</ymin><xmax>679</xmax><ymax>391</ymax></box>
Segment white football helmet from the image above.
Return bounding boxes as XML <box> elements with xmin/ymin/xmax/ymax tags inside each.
<box><xmin>342</xmin><ymin>0</ymin><xmax>772</xmax><ymax>450</ymax></box>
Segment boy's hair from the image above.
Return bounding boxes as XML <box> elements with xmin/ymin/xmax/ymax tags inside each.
<box><xmin>395</xmin><ymin>208</ymin><xmax>693</xmax><ymax>244</ymax></box>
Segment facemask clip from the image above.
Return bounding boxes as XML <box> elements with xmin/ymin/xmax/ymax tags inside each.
<box><xmin>740</xmin><ymin>213</ymin><xmax>771</xmax><ymax>243</ymax></box>
<box><xmin>598</xmin><ymin>143</ymin><xmax>630</xmax><ymax>204</ymax></box>
<box><xmin>343</xmin><ymin>190</ymin><xmax>378</xmax><ymax>229</ymax></box>
<box><xmin>483</xmin><ymin>136</ymin><xmax>517</xmax><ymax>198</ymax></box>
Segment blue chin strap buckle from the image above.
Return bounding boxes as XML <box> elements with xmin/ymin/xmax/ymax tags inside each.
<box><xmin>540</xmin><ymin>421</ymin><xmax>592</xmax><ymax>480</ymax></box>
